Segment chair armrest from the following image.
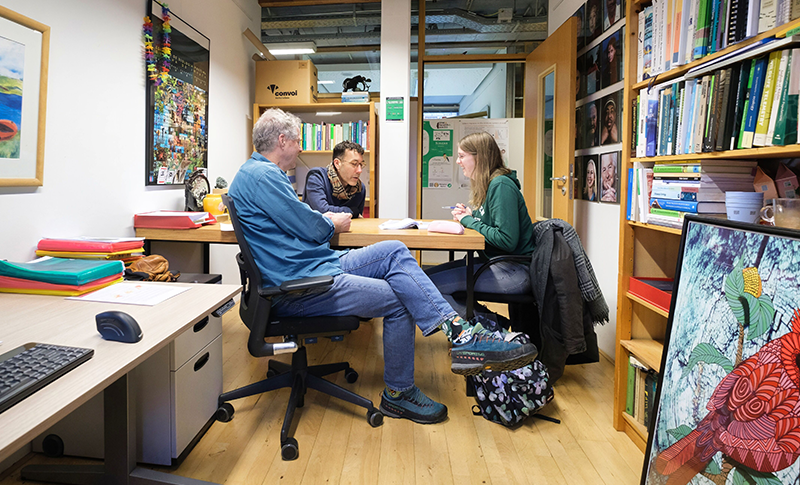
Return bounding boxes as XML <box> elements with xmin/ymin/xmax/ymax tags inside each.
<box><xmin>258</xmin><ymin>275</ymin><xmax>335</xmax><ymax>298</ymax></box>
<box><xmin>473</xmin><ymin>254</ymin><xmax>531</xmax><ymax>283</ymax></box>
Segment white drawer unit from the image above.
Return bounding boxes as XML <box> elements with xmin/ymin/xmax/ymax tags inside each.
<box><xmin>32</xmin><ymin>315</ymin><xmax>223</xmax><ymax>466</ymax></box>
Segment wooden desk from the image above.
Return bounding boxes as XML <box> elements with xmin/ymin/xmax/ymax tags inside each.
<box><xmin>0</xmin><ymin>283</ymin><xmax>239</xmax><ymax>485</ymax></box>
<box><xmin>136</xmin><ymin>219</ymin><xmax>485</xmax><ymax>317</ymax></box>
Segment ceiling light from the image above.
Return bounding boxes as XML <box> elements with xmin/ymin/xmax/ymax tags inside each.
<box><xmin>266</xmin><ymin>41</ymin><xmax>316</xmax><ymax>55</ymax></box>
<box><xmin>318</xmin><ymin>80</ymin><xmax>334</xmax><ymax>84</ymax></box>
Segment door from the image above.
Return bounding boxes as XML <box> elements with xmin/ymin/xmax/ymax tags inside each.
<box><xmin>523</xmin><ymin>18</ymin><xmax>577</xmax><ymax>224</ymax></box>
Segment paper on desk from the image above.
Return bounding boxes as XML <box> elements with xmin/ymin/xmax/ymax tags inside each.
<box><xmin>378</xmin><ymin>218</ymin><xmax>430</xmax><ymax>230</ymax></box>
<box><xmin>66</xmin><ymin>282</ymin><xmax>189</xmax><ymax>306</ymax></box>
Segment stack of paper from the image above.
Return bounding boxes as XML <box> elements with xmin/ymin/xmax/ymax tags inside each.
<box><xmin>134</xmin><ymin>211</ymin><xmax>216</xmax><ymax>229</ymax></box>
<box><xmin>36</xmin><ymin>237</ymin><xmax>145</xmax><ymax>264</ymax></box>
<box><xmin>0</xmin><ymin>257</ymin><xmax>125</xmax><ymax>296</ymax></box>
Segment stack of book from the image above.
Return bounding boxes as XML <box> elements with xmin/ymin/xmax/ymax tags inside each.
<box><xmin>341</xmin><ymin>91</ymin><xmax>370</xmax><ymax>103</ymax></box>
<box><xmin>300</xmin><ymin>120</ymin><xmax>370</xmax><ymax>151</ymax></box>
<box><xmin>0</xmin><ymin>257</ymin><xmax>125</xmax><ymax>296</ymax></box>
<box><xmin>626</xmin><ymin>356</ymin><xmax>658</xmax><ymax>429</ymax></box>
<box><xmin>637</xmin><ymin>0</ymin><xmax>800</xmax><ymax>82</ymax></box>
<box><xmin>628</xmin><ymin>160</ymin><xmax>758</xmax><ymax>227</ymax></box>
<box><xmin>35</xmin><ymin>237</ymin><xmax>145</xmax><ymax>265</ymax></box>
<box><xmin>634</xmin><ymin>45</ymin><xmax>800</xmax><ymax>158</ymax></box>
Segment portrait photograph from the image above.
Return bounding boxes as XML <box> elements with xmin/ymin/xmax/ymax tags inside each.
<box><xmin>577</xmin><ymin>52</ymin><xmax>587</xmax><ymax>100</ymax></box>
<box><xmin>575</xmin><ymin>105</ymin><xmax>584</xmax><ymax>150</ymax></box>
<box><xmin>574</xmin><ymin>4</ymin><xmax>586</xmax><ymax>51</ymax></box>
<box><xmin>585</xmin><ymin>45</ymin><xmax>601</xmax><ymax>97</ymax></box>
<box><xmin>599</xmin><ymin>151</ymin><xmax>618</xmax><ymax>203</ymax></box>
<box><xmin>586</xmin><ymin>0</ymin><xmax>602</xmax><ymax>44</ymax></box>
<box><xmin>603</xmin><ymin>0</ymin><xmax>622</xmax><ymax>31</ymax></box>
<box><xmin>642</xmin><ymin>218</ymin><xmax>800</xmax><ymax>485</ymax></box>
<box><xmin>584</xmin><ymin>99</ymin><xmax>600</xmax><ymax>148</ymax></box>
<box><xmin>600</xmin><ymin>29</ymin><xmax>623</xmax><ymax>89</ymax></box>
<box><xmin>600</xmin><ymin>91</ymin><xmax>620</xmax><ymax>146</ymax></box>
<box><xmin>574</xmin><ymin>155</ymin><xmax>585</xmax><ymax>200</ymax></box>
<box><xmin>583</xmin><ymin>156</ymin><xmax>599</xmax><ymax>202</ymax></box>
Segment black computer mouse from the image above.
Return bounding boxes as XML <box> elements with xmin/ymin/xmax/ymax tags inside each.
<box><xmin>96</xmin><ymin>310</ymin><xmax>143</xmax><ymax>343</ymax></box>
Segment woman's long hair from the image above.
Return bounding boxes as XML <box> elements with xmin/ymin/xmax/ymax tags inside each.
<box><xmin>460</xmin><ymin>132</ymin><xmax>510</xmax><ymax>208</ymax></box>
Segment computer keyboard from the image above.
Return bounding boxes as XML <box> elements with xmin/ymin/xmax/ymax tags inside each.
<box><xmin>0</xmin><ymin>343</ymin><xmax>94</xmax><ymax>414</ymax></box>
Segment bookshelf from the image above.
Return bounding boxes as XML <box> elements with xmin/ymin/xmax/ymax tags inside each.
<box><xmin>253</xmin><ymin>102</ymin><xmax>378</xmax><ymax>217</ymax></box>
<box><xmin>614</xmin><ymin>0</ymin><xmax>800</xmax><ymax>450</ymax></box>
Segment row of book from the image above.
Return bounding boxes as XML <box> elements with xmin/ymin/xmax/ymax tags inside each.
<box><xmin>633</xmin><ymin>47</ymin><xmax>800</xmax><ymax>159</ymax></box>
<box><xmin>636</xmin><ymin>0</ymin><xmax>800</xmax><ymax>81</ymax></box>
<box><xmin>627</xmin><ymin>160</ymin><xmax>758</xmax><ymax>227</ymax></box>
<box><xmin>300</xmin><ymin>121</ymin><xmax>370</xmax><ymax>152</ymax></box>
<box><xmin>626</xmin><ymin>356</ymin><xmax>658</xmax><ymax>429</ymax></box>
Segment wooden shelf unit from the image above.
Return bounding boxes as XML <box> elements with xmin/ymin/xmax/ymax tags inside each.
<box><xmin>614</xmin><ymin>2</ymin><xmax>800</xmax><ymax>451</ymax></box>
<box><xmin>253</xmin><ymin>102</ymin><xmax>378</xmax><ymax>217</ymax></box>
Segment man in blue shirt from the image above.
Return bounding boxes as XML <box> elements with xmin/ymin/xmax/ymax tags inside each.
<box><xmin>229</xmin><ymin>108</ymin><xmax>536</xmax><ymax>425</ymax></box>
<box><xmin>304</xmin><ymin>140</ymin><xmax>366</xmax><ymax>217</ymax></box>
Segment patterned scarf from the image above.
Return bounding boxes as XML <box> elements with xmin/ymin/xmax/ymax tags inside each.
<box><xmin>327</xmin><ymin>162</ymin><xmax>362</xmax><ymax>200</ymax></box>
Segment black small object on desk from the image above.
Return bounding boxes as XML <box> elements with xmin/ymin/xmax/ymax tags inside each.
<box><xmin>96</xmin><ymin>311</ymin><xmax>143</xmax><ymax>343</ymax></box>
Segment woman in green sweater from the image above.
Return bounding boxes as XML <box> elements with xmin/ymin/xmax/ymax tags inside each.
<box><xmin>426</xmin><ymin>131</ymin><xmax>535</xmax><ymax>319</ymax></box>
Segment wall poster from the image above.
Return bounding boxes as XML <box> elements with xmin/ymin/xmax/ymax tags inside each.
<box><xmin>145</xmin><ymin>1</ymin><xmax>210</xmax><ymax>186</ymax></box>
<box><xmin>422</xmin><ymin>120</ymin><xmax>454</xmax><ymax>189</ymax></box>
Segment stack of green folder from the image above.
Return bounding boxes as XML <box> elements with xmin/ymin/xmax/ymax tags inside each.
<box><xmin>0</xmin><ymin>258</ymin><xmax>125</xmax><ymax>296</ymax></box>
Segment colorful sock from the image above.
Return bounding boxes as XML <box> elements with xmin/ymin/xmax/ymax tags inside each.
<box><xmin>439</xmin><ymin>316</ymin><xmax>479</xmax><ymax>345</ymax></box>
<box><xmin>385</xmin><ymin>387</ymin><xmax>403</xmax><ymax>399</ymax></box>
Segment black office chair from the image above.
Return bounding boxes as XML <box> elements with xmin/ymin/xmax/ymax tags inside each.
<box><xmin>216</xmin><ymin>194</ymin><xmax>383</xmax><ymax>461</ymax></box>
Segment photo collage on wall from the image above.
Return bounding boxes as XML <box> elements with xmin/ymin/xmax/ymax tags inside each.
<box><xmin>573</xmin><ymin>0</ymin><xmax>624</xmax><ymax>205</ymax></box>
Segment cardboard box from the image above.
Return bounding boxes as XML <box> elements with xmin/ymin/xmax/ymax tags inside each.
<box><xmin>255</xmin><ymin>60</ymin><xmax>318</xmax><ymax>105</ymax></box>
<box><xmin>775</xmin><ymin>164</ymin><xmax>799</xmax><ymax>198</ymax></box>
<box><xmin>753</xmin><ymin>167</ymin><xmax>779</xmax><ymax>200</ymax></box>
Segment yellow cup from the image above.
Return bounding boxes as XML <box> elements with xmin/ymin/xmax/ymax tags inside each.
<box><xmin>203</xmin><ymin>194</ymin><xmax>225</xmax><ymax>216</ymax></box>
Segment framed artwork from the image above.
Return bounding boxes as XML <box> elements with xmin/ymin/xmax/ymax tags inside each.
<box><xmin>584</xmin><ymin>99</ymin><xmax>600</xmax><ymax>148</ymax></box>
<box><xmin>585</xmin><ymin>44</ymin><xmax>601</xmax><ymax>97</ymax></box>
<box><xmin>600</xmin><ymin>29</ymin><xmax>623</xmax><ymax>89</ymax></box>
<box><xmin>0</xmin><ymin>6</ymin><xmax>49</xmax><ymax>187</ymax></box>
<box><xmin>146</xmin><ymin>1</ymin><xmax>210</xmax><ymax>185</ymax></box>
<box><xmin>584</xmin><ymin>155</ymin><xmax>599</xmax><ymax>202</ymax></box>
<box><xmin>574</xmin><ymin>155</ymin><xmax>585</xmax><ymax>200</ymax></box>
<box><xmin>575</xmin><ymin>105</ymin><xmax>584</xmax><ymax>150</ymax></box>
<box><xmin>574</xmin><ymin>5</ymin><xmax>586</xmax><ymax>51</ymax></box>
<box><xmin>586</xmin><ymin>0</ymin><xmax>602</xmax><ymax>43</ymax></box>
<box><xmin>643</xmin><ymin>217</ymin><xmax>800</xmax><ymax>484</ymax></box>
<box><xmin>600</xmin><ymin>90</ymin><xmax>620</xmax><ymax>145</ymax></box>
<box><xmin>599</xmin><ymin>152</ymin><xmax>618</xmax><ymax>203</ymax></box>
<box><xmin>603</xmin><ymin>0</ymin><xmax>622</xmax><ymax>31</ymax></box>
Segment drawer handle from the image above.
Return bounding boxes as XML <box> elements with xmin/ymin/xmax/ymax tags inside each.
<box><xmin>193</xmin><ymin>317</ymin><xmax>209</xmax><ymax>333</ymax></box>
<box><xmin>194</xmin><ymin>352</ymin><xmax>210</xmax><ymax>372</ymax></box>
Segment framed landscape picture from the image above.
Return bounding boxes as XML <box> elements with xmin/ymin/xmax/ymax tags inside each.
<box><xmin>0</xmin><ymin>6</ymin><xmax>49</xmax><ymax>187</ymax></box>
<box><xmin>642</xmin><ymin>216</ymin><xmax>800</xmax><ymax>484</ymax></box>
<box><xmin>146</xmin><ymin>1</ymin><xmax>210</xmax><ymax>186</ymax></box>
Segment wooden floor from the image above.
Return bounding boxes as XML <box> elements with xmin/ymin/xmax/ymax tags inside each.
<box><xmin>1</xmin><ymin>308</ymin><xmax>644</xmax><ymax>485</ymax></box>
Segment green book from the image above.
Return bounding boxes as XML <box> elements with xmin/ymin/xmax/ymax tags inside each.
<box><xmin>737</xmin><ymin>59</ymin><xmax>757</xmax><ymax>149</ymax></box>
<box><xmin>0</xmin><ymin>258</ymin><xmax>124</xmax><ymax>286</ymax></box>
<box><xmin>753</xmin><ymin>50</ymin><xmax>781</xmax><ymax>146</ymax></box>
<box><xmin>653</xmin><ymin>164</ymin><xmax>701</xmax><ymax>173</ymax></box>
<box><xmin>626</xmin><ymin>361</ymin><xmax>636</xmax><ymax>415</ymax></box>
<box><xmin>772</xmin><ymin>51</ymin><xmax>793</xmax><ymax>145</ymax></box>
<box><xmin>650</xmin><ymin>207</ymin><xmax>683</xmax><ymax>218</ymax></box>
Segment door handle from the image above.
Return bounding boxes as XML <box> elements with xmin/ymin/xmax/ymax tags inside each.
<box><xmin>549</xmin><ymin>176</ymin><xmax>567</xmax><ymax>184</ymax></box>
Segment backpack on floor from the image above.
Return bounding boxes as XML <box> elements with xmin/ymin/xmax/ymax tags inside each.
<box><xmin>468</xmin><ymin>316</ymin><xmax>556</xmax><ymax>428</ymax></box>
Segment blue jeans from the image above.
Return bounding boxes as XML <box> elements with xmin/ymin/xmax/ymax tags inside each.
<box><xmin>272</xmin><ymin>240</ymin><xmax>457</xmax><ymax>392</ymax></box>
<box><xmin>425</xmin><ymin>257</ymin><xmax>531</xmax><ymax>318</ymax></box>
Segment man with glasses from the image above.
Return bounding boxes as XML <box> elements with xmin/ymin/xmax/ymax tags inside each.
<box><xmin>304</xmin><ymin>140</ymin><xmax>366</xmax><ymax>217</ymax></box>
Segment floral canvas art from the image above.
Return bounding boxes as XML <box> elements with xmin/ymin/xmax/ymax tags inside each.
<box><xmin>643</xmin><ymin>216</ymin><xmax>800</xmax><ymax>485</ymax></box>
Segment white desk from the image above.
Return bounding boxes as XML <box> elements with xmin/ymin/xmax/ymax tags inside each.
<box><xmin>0</xmin><ymin>283</ymin><xmax>240</xmax><ymax>485</ymax></box>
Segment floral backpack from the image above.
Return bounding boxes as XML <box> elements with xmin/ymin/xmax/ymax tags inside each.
<box><xmin>468</xmin><ymin>317</ymin><xmax>558</xmax><ymax>428</ymax></box>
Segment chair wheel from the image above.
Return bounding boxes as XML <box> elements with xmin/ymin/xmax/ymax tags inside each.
<box><xmin>367</xmin><ymin>409</ymin><xmax>384</xmax><ymax>427</ymax></box>
<box><xmin>281</xmin><ymin>437</ymin><xmax>299</xmax><ymax>461</ymax></box>
<box><xmin>266</xmin><ymin>368</ymin><xmax>277</xmax><ymax>378</ymax></box>
<box><xmin>215</xmin><ymin>403</ymin><xmax>234</xmax><ymax>422</ymax></box>
<box><xmin>344</xmin><ymin>368</ymin><xmax>358</xmax><ymax>384</ymax></box>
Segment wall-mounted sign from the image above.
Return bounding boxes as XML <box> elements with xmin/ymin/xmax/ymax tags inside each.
<box><xmin>385</xmin><ymin>97</ymin><xmax>404</xmax><ymax>121</ymax></box>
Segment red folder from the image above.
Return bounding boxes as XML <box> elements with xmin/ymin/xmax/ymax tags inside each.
<box><xmin>134</xmin><ymin>211</ymin><xmax>217</xmax><ymax>230</ymax></box>
<box><xmin>628</xmin><ymin>277</ymin><xmax>674</xmax><ymax>313</ymax></box>
<box><xmin>38</xmin><ymin>238</ymin><xmax>145</xmax><ymax>252</ymax></box>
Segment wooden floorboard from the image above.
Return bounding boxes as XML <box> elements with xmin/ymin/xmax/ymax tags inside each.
<box><xmin>0</xmin><ymin>307</ymin><xmax>644</xmax><ymax>485</ymax></box>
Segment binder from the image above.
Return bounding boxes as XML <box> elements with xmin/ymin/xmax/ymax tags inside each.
<box><xmin>133</xmin><ymin>211</ymin><xmax>216</xmax><ymax>230</ymax></box>
<box><xmin>37</xmin><ymin>238</ymin><xmax>145</xmax><ymax>253</ymax></box>
<box><xmin>0</xmin><ymin>274</ymin><xmax>123</xmax><ymax>296</ymax></box>
<box><xmin>0</xmin><ymin>258</ymin><xmax>124</xmax><ymax>286</ymax></box>
<box><xmin>35</xmin><ymin>248</ymin><xmax>144</xmax><ymax>260</ymax></box>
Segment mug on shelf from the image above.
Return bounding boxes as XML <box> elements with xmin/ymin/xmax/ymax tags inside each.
<box><xmin>760</xmin><ymin>198</ymin><xmax>800</xmax><ymax>229</ymax></box>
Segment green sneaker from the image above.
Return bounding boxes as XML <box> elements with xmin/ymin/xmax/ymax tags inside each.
<box><xmin>451</xmin><ymin>322</ymin><xmax>538</xmax><ymax>376</ymax></box>
<box><xmin>379</xmin><ymin>386</ymin><xmax>447</xmax><ymax>424</ymax></box>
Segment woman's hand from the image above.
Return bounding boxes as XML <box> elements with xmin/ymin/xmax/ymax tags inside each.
<box><xmin>451</xmin><ymin>203</ymin><xmax>472</xmax><ymax>222</ymax></box>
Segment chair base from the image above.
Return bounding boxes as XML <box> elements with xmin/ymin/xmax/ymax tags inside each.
<box><xmin>217</xmin><ymin>346</ymin><xmax>383</xmax><ymax>461</ymax></box>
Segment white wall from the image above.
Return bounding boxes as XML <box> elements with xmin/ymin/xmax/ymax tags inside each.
<box><xmin>459</xmin><ymin>63</ymin><xmax>507</xmax><ymax>118</ymax></box>
<box><xmin>549</xmin><ymin>0</ymin><xmax>621</xmax><ymax>360</ymax></box>
<box><xmin>0</xmin><ymin>0</ymin><xmax>261</xmax><ymax>286</ymax></box>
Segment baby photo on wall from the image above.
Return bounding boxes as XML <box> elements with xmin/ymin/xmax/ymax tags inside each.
<box><xmin>600</xmin><ymin>91</ymin><xmax>620</xmax><ymax>146</ymax></box>
<box><xmin>584</xmin><ymin>156</ymin><xmax>599</xmax><ymax>202</ymax></box>
<box><xmin>600</xmin><ymin>29</ymin><xmax>623</xmax><ymax>89</ymax></box>
<box><xmin>600</xmin><ymin>152</ymin><xmax>619</xmax><ymax>203</ymax></box>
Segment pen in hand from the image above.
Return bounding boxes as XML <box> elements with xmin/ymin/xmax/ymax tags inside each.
<box><xmin>442</xmin><ymin>206</ymin><xmax>457</xmax><ymax>210</ymax></box>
